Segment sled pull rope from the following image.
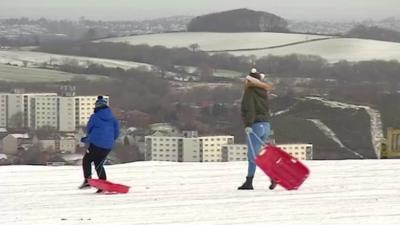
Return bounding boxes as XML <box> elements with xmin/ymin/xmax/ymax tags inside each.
<box><xmin>95</xmin><ymin>158</ymin><xmax>107</xmax><ymax>178</ymax></box>
<box><xmin>246</xmin><ymin>130</ymin><xmax>267</xmax><ymax>162</ymax></box>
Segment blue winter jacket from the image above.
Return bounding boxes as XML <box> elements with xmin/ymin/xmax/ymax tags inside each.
<box><xmin>86</xmin><ymin>107</ymin><xmax>120</xmax><ymax>150</ymax></box>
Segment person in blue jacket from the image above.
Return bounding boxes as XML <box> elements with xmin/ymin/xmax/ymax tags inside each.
<box><xmin>79</xmin><ymin>96</ymin><xmax>120</xmax><ymax>190</ymax></box>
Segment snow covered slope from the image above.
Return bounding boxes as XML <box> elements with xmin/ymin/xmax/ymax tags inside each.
<box><xmin>1</xmin><ymin>160</ymin><xmax>400</xmax><ymax>225</ymax></box>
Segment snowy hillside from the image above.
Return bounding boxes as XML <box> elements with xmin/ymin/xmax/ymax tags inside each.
<box><xmin>1</xmin><ymin>160</ymin><xmax>400</xmax><ymax>225</ymax></box>
<box><xmin>0</xmin><ymin>50</ymin><xmax>153</xmax><ymax>70</ymax></box>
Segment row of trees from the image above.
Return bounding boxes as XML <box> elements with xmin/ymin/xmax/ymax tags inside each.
<box><xmin>346</xmin><ymin>25</ymin><xmax>400</xmax><ymax>43</ymax></box>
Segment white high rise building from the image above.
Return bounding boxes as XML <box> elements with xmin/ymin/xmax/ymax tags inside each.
<box><xmin>0</xmin><ymin>94</ymin><xmax>7</xmax><ymax>127</ymax></box>
<box><xmin>0</xmin><ymin>91</ymin><xmax>57</xmax><ymax>129</ymax></box>
<box><xmin>145</xmin><ymin>135</ymin><xmax>234</xmax><ymax>162</ymax></box>
<box><xmin>222</xmin><ymin>143</ymin><xmax>313</xmax><ymax>162</ymax></box>
<box><xmin>0</xmin><ymin>90</ymin><xmax>109</xmax><ymax>132</ymax></box>
<box><xmin>74</xmin><ymin>96</ymin><xmax>110</xmax><ymax>128</ymax></box>
<box><xmin>199</xmin><ymin>136</ymin><xmax>234</xmax><ymax>162</ymax></box>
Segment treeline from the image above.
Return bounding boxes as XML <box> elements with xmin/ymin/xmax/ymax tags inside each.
<box><xmin>346</xmin><ymin>25</ymin><xmax>400</xmax><ymax>43</ymax></box>
<box><xmin>37</xmin><ymin>41</ymin><xmax>400</xmax><ymax>84</ymax></box>
<box><xmin>187</xmin><ymin>8</ymin><xmax>289</xmax><ymax>32</ymax></box>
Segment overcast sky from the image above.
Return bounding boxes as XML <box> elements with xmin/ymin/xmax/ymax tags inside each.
<box><xmin>0</xmin><ymin>0</ymin><xmax>399</xmax><ymax>21</ymax></box>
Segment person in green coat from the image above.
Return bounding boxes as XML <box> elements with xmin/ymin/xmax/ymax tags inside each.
<box><xmin>238</xmin><ymin>68</ymin><xmax>276</xmax><ymax>190</ymax></box>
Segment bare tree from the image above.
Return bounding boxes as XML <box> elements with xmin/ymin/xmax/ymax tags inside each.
<box><xmin>189</xmin><ymin>43</ymin><xmax>200</xmax><ymax>53</ymax></box>
<box><xmin>8</xmin><ymin>112</ymin><xmax>24</xmax><ymax>129</ymax></box>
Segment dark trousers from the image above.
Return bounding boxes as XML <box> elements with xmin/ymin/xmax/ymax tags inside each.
<box><xmin>82</xmin><ymin>144</ymin><xmax>110</xmax><ymax>180</ymax></box>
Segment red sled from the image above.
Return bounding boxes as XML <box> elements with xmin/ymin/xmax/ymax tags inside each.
<box><xmin>88</xmin><ymin>179</ymin><xmax>130</xmax><ymax>194</ymax></box>
<box><xmin>255</xmin><ymin>144</ymin><xmax>310</xmax><ymax>190</ymax></box>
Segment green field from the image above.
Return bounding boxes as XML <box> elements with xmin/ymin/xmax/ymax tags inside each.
<box><xmin>0</xmin><ymin>64</ymin><xmax>108</xmax><ymax>82</ymax></box>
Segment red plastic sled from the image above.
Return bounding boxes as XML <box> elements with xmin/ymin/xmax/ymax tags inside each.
<box><xmin>255</xmin><ymin>144</ymin><xmax>310</xmax><ymax>190</ymax></box>
<box><xmin>88</xmin><ymin>179</ymin><xmax>130</xmax><ymax>194</ymax></box>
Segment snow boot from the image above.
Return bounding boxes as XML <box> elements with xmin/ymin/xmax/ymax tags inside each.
<box><xmin>238</xmin><ymin>176</ymin><xmax>254</xmax><ymax>190</ymax></box>
<box><xmin>78</xmin><ymin>179</ymin><xmax>91</xmax><ymax>189</ymax></box>
<box><xmin>269</xmin><ymin>179</ymin><xmax>277</xmax><ymax>190</ymax></box>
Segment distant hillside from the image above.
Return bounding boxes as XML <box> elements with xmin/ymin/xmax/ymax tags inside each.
<box><xmin>187</xmin><ymin>8</ymin><xmax>289</xmax><ymax>32</ymax></box>
<box><xmin>346</xmin><ymin>25</ymin><xmax>400</xmax><ymax>43</ymax></box>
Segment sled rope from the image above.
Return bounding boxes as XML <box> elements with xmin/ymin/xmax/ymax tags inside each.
<box><xmin>246</xmin><ymin>130</ymin><xmax>267</xmax><ymax>162</ymax></box>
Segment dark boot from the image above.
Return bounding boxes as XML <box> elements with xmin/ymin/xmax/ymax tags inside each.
<box><xmin>78</xmin><ymin>179</ymin><xmax>91</xmax><ymax>189</ymax></box>
<box><xmin>238</xmin><ymin>176</ymin><xmax>254</xmax><ymax>190</ymax></box>
<box><xmin>269</xmin><ymin>179</ymin><xmax>277</xmax><ymax>190</ymax></box>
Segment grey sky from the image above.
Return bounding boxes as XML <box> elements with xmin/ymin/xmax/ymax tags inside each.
<box><xmin>0</xmin><ymin>0</ymin><xmax>399</xmax><ymax>21</ymax></box>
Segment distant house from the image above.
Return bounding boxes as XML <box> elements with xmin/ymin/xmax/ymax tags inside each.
<box><xmin>0</xmin><ymin>133</ymin><xmax>9</xmax><ymax>152</ymax></box>
<box><xmin>58</xmin><ymin>138</ymin><xmax>76</xmax><ymax>154</ymax></box>
<box><xmin>149</xmin><ymin>123</ymin><xmax>180</xmax><ymax>136</ymax></box>
<box><xmin>2</xmin><ymin>134</ymin><xmax>31</xmax><ymax>155</ymax></box>
<box><xmin>60</xmin><ymin>153</ymin><xmax>83</xmax><ymax>165</ymax></box>
<box><xmin>0</xmin><ymin>153</ymin><xmax>9</xmax><ymax>165</ymax></box>
<box><xmin>32</xmin><ymin>134</ymin><xmax>77</xmax><ymax>153</ymax></box>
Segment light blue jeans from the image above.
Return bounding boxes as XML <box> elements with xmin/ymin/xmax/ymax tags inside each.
<box><xmin>246</xmin><ymin>122</ymin><xmax>271</xmax><ymax>177</ymax></box>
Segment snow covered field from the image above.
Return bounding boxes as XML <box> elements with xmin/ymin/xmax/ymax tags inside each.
<box><xmin>99</xmin><ymin>33</ymin><xmax>400</xmax><ymax>62</ymax></box>
<box><xmin>1</xmin><ymin>160</ymin><xmax>400</xmax><ymax>225</ymax></box>
<box><xmin>0</xmin><ymin>64</ymin><xmax>107</xmax><ymax>82</ymax></box>
<box><xmin>97</xmin><ymin>32</ymin><xmax>329</xmax><ymax>51</ymax></box>
<box><xmin>229</xmin><ymin>38</ymin><xmax>400</xmax><ymax>62</ymax></box>
<box><xmin>0</xmin><ymin>50</ymin><xmax>153</xmax><ymax>71</ymax></box>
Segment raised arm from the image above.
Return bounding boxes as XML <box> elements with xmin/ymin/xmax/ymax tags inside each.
<box><xmin>246</xmin><ymin>75</ymin><xmax>273</xmax><ymax>91</ymax></box>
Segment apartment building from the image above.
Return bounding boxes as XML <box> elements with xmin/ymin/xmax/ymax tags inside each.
<box><xmin>74</xmin><ymin>96</ymin><xmax>110</xmax><ymax>127</ymax></box>
<box><xmin>0</xmin><ymin>94</ymin><xmax>7</xmax><ymax>127</ymax></box>
<box><xmin>0</xmin><ymin>90</ymin><xmax>109</xmax><ymax>132</ymax></box>
<box><xmin>278</xmin><ymin>144</ymin><xmax>313</xmax><ymax>160</ymax></box>
<box><xmin>199</xmin><ymin>136</ymin><xmax>234</xmax><ymax>162</ymax></box>
<box><xmin>145</xmin><ymin>136</ymin><xmax>181</xmax><ymax>162</ymax></box>
<box><xmin>0</xmin><ymin>91</ymin><xmax>57</xmax><ymax>128</ymax></box>
<box><xmin>382</xmin><ymin>127</ymin><xmax>400</xmax><ymax>158</ymax></box>
<box><xmin>222</xmin><ymin>143</ymin><xmax>313</xmax><ymax>162</ymax></box>
<box><xmin>221</xmin><ymin>144</ymin><xmax>248</xmax><ymax>162</ymax></box>
<box><xmin>145</xmin><ymin>135</ymin><xmax>234</xmax><ymax>162</ymax></box>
